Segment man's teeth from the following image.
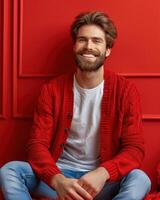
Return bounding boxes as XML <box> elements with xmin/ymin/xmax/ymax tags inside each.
<box><xmin>82</xmin><ymin>54</ymin><xmax>95</xmax><ymax>58</ymax></box>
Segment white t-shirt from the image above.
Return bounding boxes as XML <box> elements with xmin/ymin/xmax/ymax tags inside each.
<box><xmin>56</xmin><ymin>76</ymin><xmax>104</xmax><ymax>171</ymax></box>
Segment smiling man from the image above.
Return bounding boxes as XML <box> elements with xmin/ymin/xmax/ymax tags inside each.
<box><xmin>0</xmin><ymin>11</ymin><xmax>151</xmax><ymax>200</ymax></box>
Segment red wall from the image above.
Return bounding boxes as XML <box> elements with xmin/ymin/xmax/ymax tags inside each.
<box><xmin>1</xmin><ymin>0</ymin><xmax>160</xmax><ymax>198</ymax></box>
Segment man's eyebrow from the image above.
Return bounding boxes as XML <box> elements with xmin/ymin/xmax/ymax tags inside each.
<box><xmin>77</xmin><ymin>36</ymin><xmax>87</xmax><ymax>39</ymax></box>
<box><xmin>77</xmin><ymin>36</ymin><xmax>104</xmax><ymax>41</ymax></box>
<box><xmin>92</xmin><ymin>37</ymin><xmax>104</xmax><ymax>41</ymax></box>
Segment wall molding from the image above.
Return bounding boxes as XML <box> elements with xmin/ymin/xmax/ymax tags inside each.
<box><xmin>12</xmin><ymin>0</ymin><xmax>160</xmax><ymax>119</ymax></box>
<box><xmin>18</xmin><ymin>72</ymin><xmax>160</xmax><ymax>79</ymax></box>
<box><xmin>16</xmin><ymin>0</ymin><xmax>160</xmax><ymax>78</ymax></box>
<box><xmin>12</xmin><ymin>113</ymin><xmax>160</xmax><ymax>121</ymax></box>
<box><xmin>142</xmin><ymin>114</ymin><xmax>160</xmax><ymax>121</ymax></box>
<box><xmin>0</xmin><ymin>0</ymin><xmax>7</xmax><ymax>119</ymax></box>
<box><xmin>120</xmin><ymin>73</ymin><xmax>160</xmax><ymax>78</ymax></box>
<box><xmin>12</xmin><ymin>0</ymin><xmax>54</xmax><ymax>118</ymax></box>
<box><xmin>12</xmin><ymin>113</ymin><xmax>33</xmax><ymax>120</ymax></box>
<box><xmin>17</xmin><ymin>0</ymin><xmax>56</xmax><ymax>78</ymax></box>
<box><xmin>12</xmin><ymin>0</ymin><xmax>19</xmax><ymax>118</ymax></box>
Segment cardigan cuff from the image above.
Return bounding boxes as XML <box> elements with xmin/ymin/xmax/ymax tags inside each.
<box><xmin>100</xmin><ymin>161</ymin><xmax>119</xmax><ymax>181</ymax></box>
<box><xmin>39</xmin><ymin>167</ymin><xmax>62</xmax><ymax>187</ymax></box>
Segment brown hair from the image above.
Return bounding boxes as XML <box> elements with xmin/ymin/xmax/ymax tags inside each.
<box><xmin>71</xmin><ymin>11</ymin><xmax>118</xmax><ymax>48</ymax></box>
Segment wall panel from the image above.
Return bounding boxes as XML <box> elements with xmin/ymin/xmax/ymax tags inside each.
<box><xmin>0</xmin><ymin>0</ymin><xmax>3</xmax><ymax>117</ymax></box>
<box><xmin>12</xmin><ymin>0</ymin><xmax>75</xmax><ymax>118</ymax></box>
<box><xmin>142</xmin><ymin>121</ymin><xmax>160</xmax><ymax>190</ymax></box>
<box><xmin>125</xmin><ymin>76</ymin><xmax>160</xmax><ymax>121</ymax></box>
<box><xmin>12</xmin><ymin>0</ymin><xmax>160</xmax><ymax>120</ymax></box>
<box><xmin>17</xmin><ymin>0</ymin><xmax>74</xmax><ymax>78</ymax></box>
<box><xmin>0</xmin><ymin>0</ymin><xmax>7</xmax><ymax>119</ymax></box>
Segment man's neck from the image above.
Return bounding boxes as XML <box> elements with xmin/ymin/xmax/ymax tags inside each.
<box><xmin>75</xmin><ymin>66</ymin><xmax>104</xmax><ymax>89</ymax></box>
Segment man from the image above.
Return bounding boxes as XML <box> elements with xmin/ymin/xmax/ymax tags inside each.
<box><xmin>0</xmin><ymin>11</ymin><xmax>151</xmax><ymax>200</ymax></box>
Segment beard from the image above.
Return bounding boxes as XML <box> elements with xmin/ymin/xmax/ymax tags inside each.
<box><xmin>74</xmin><ymin>48</ymin><xmax>106</xmax><ymax>72</ymax></box>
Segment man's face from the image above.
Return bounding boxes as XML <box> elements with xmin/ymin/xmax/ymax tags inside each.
<box><xmin>74</xmin><ymin>24</ymin><xmax>110</xmax><ymax>72</ymax></box>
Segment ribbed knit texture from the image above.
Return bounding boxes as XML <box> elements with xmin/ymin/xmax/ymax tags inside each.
<box><xmin>26</xmin><ymin>68</ymin><xmax>144</xmax><ymax>187</ymax></box>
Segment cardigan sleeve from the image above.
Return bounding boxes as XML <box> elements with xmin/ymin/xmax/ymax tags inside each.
<box><xmin>101</xmin><ymin>82</ymin><xmax>145</xmax><ymax>181</ymax></box>
<box><xmin>25</xmin><ymin>83</ymin><xmax>62</xmax><ymax>187</ymax></box>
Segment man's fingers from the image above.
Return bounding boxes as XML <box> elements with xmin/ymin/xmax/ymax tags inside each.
<box><xmin>67</xmin><ymin>189</ymin><xmax>84</xmax><ymax>200</ymax></box>
<box><xmin>81</xmin><ymin>184</ymin><xmax>97</xmax><ymax>198</ymax></box>
<box><xmin>76</xmin><ymin>184</ymin><xmax>93</xmax><ymax>200</ymax></box>
<box><xmin>65</xmin><ymin>194</ymin><xmax>74</xmax><ymax>200</ymax></box>
<box><xmin>78</xmin><ymin>180</ymin><xmax>99</xmax><ymax>198</ymax></box>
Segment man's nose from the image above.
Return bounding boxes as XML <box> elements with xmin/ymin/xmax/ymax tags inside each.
<box><xmin>85</xmin><ymin>40</ymin><xmax>94</xmax><ymax>49</ymax></box>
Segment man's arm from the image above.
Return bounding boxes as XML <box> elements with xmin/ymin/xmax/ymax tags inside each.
<box><xmin>25</xmin><ymin>82</ymin><xmax>93</xmax><ymax>200</ymax></box>
<box><xmin>26</xmin><ymin>83</ymin><xmax>62</xmax><ymax>187</ymax></box>
<box><xmin>101</xmin><ymin>82</ymin><xmax>144</xmax><ymax>182</ymax></box>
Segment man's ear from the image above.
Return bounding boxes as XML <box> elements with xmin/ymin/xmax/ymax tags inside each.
<box><xmin>105</xmin><ymin>49</ymin><xmax>111</xmax><ymax>57</ymax></box>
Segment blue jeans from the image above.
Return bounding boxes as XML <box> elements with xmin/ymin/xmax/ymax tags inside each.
<box><xmin>0</xmin><ymin>161</ymin><xmax>151</xmax><ymax>200</ymax></box>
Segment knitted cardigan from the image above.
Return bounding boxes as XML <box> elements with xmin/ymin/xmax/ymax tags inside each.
<box><xmin>26</xmin><ymin>68</ymin><xmax>144</xmax><ymax>187</ymax></box>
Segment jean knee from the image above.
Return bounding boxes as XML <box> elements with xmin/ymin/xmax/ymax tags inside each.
<box><xmin>0</xmin><ymin>161</ymin><xmax>17</xmax><ymax>182</ymax></box>
<box><xmin>1</xmin><ymin>161</ymin><xmax>20</xmax><ymax>174</ymax></box>
<box><xmin>129</xmin><ymin>169</ymin><xmax>151</xmax><ymax>192</ymax></box>
<box><xmin>0</xmin><ymin>161</ymin><xmax>25</xmax><ymax>184</ymax></box>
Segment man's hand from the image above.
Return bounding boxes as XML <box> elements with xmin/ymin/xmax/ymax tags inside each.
<box><xmin>51</xmin><ymin>173</ymin><xmax>93</xmax><ymax>200</ymax></box>
<box><xmin>78</xmin><ymin>167</ymin><xmax>110</xmax><ymax>198</ymax></box>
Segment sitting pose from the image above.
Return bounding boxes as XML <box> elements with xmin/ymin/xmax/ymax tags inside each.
<box><xmin>0</xmin><ymin>11</ymin><xmax>151</xmax><ymax>200</ymax></box>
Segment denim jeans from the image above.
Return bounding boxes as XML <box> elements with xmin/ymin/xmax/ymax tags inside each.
<box><xmin>0</xmin><ymin>161</ymin><xmax>151</xmax><ymax>200</ymax></box>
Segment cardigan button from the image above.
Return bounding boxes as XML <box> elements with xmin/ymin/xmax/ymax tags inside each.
<box><xmin>67</xmin><ymin>112</ymin><xmax>72</xmax><ymax>120</ymax></box>
<box><xmin>64</xmin><ymin>127</ymin><xmax>69</xmax><ymax>134</ymax></box>
<box><xmin>60</xmin><ymin>143</ymin><xmax>65</xmax><ymax>148</ymax></box>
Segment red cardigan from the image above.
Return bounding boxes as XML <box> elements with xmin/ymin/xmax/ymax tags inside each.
<box><xmin>26</xmin><ymin>68</ymin><xmax>144</xmax><ymax>187</ymax></box>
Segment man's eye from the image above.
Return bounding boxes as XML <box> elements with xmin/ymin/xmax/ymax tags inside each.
<box><xmin>93</xmin><ymin>39</ymin><xmax>102</xmax><ymax>43</ymax></box>
<box><xmin>78</xmin><ymin>38</ymin><xmax>86</xmax><ymax>42</ymax></box>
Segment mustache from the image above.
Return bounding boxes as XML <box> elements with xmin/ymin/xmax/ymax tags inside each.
<box><xmin>77</xmin><ymin>49</ymin><xmax>100</xmax><ymax>57</ymax></box>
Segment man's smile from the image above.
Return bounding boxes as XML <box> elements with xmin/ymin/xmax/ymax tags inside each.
<box><xmin>82</xmin><ymin>53</ymin><xmax>95</xmax><ymax>57</ymax></box>
<box><xmin>82</xmin><ymin>54</ymin><xmax>96</xmax><ymax>58</ymax></box>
